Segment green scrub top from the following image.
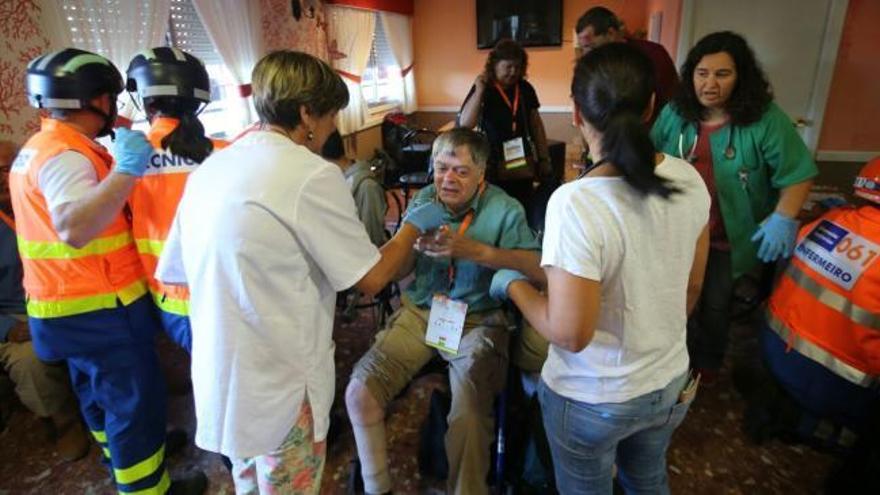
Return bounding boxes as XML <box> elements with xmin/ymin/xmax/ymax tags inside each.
<box><xmin>651</xmin><ymin>102</ymin><xmax>818</xmax><ymax>278</ymax></box>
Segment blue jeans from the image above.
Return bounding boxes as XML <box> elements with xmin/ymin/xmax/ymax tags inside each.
<box><xmin>538</xmin><ymin>373</ymin><xmax>691</xmax><ymax>495</ymax></box>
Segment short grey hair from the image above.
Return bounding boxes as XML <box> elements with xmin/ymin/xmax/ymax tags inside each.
<box><xmin>252</xmin><ymin>50</ymin><xmax>349</xmax><ymax>130</ymax></box>
<box><xmin>431</xmin><ymin>127</ymin><xmax>490</xmax><ymax>170</ymax></box>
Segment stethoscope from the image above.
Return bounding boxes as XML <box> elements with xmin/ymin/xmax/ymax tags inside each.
<box><xmin>679</xmin><ymin>122</ymin><xmax>751</xmax><ymax>191</ymax></box>
<box><xmin>678</xmin><ymin>122</ymin><xmax>736</xmax><ymax>163</ymax></box>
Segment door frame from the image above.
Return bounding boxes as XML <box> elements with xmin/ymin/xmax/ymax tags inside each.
<box><xmin>674</xmin><ymin>0</ymin><xmax>849</xmax><ymax>155</ymax></box>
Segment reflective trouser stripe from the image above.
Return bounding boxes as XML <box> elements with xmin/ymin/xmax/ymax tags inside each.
<box><xmin>91</xmin><ymin>430</ymin><xmax>111</xmax><ymax>459</ymax></box>
<box><xmin>91</xmin><ymin>430</ymin><xmax>107</xmax><ymax>443</ymax></box>
<box><xmin>151</xmin><ymin>290</ymin><xmax>189</xmax><ymax>316</ymax></box>
<box><xmin>766</xmin><ymin>311</ymin><xmax>879</xmax><ymax>388</ymax></box>
<box><xmin>114</xmin><ymin>445</ymin><xmax>165</xmax><ymax>485</ymax></box>
<box><xmin>785</xmin><ymin>263</ymin><xmax>880</xmax><ymax>330</ymax></box>
<box><xmin>119</xmin><ymin>471</ymin><xmax>171</xmax><ymax>495</ymax></box>
<box><xmin>26</xmin><ymin>279</ymin><xmax>148</xmax><ymax>318</ymax></box>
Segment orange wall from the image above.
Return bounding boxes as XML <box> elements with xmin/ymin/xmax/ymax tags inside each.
<box><xmin>818</xmin><ymin>0</ymin><xmax>880</xmax><ymax>151</ymax></box>
<box><xmin>646</xmin><ymin>0</ymin><xmax>682</xmax><ymax>61</ymax></box>
<box><xmin>413</xmin><ymin>0</ymin><xmax>649</xmax><ymax>108</ymax></box>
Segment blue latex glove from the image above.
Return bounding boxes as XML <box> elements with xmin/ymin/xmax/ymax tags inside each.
<box><xmin>490</xmin><ymin>269</ymin><xmax>528</xmax><ymax>300</ymax></box>
<box><xmin>112</xmin><ymin>128</ymin><xmax>152</xmax><ymax>177</ymax></box>
<box><xmin>750</xmin><ymin>212</ymin><xmax>799</xmax><ymax>262</ymax></box>
<box><xmin>404</xmin><ymin>201</ymin><xmax>448</xmax><ymax>233</ymax></box>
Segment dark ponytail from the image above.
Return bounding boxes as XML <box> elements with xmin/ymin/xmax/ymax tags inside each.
<box><xmin>146</xmin><ymin>97</ymin><xmax>214</xmax><ymax>164</ymax></box>
<box><xmin>572</xmin><ymin>43</ymin><xmax>679</xmax><ymax>198</ymax></box>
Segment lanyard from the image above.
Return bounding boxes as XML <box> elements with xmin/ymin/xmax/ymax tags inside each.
<box><xmin>494</xmin><ymin>82</ymin><xmax>520</xmax><ymax>133</ymax></box>
<box><xmin>444</xmin><ymin>182</ymin><xmax>486</xmax><ymax>291</ymax></box>
<box><xmin>0</xmin><ymin>211</ymin><xmax>14</xmax><ymax>231</ymax></box>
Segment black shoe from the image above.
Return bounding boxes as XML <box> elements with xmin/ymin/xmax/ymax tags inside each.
<box><xmin>166</xmin><ymin>429</ymin><xmax>188</xmax><ymax>458</ymax></box>
<box><xmin>169</xmin><ymin>470</ymin><xmax>207</xmax><ymax>495</ymax></box>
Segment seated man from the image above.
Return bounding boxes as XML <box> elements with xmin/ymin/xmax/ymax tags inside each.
<box><xmin>757</xmin><ymin>157</ymin><xmax>880</xmax><ymax>449</ymax></box>
<box><xmin>345</xmin><ymin>128</ymin><xmax>544</xmax><ymax>495</ymax></box>
<box><xmin>321</xmin><ymin>130</ymin><xmax>388</xmax><ymax>246</ymax></box>
<box><xmin>0</xmin><ymin>141</ymin><xmax>88</xmax><ymax>461</ymax></box>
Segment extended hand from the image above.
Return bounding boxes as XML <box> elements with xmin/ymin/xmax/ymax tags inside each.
<box><xmin>112</xmin><ymin>128</ymin><xmax>153</xmax><ymax>177</ymax></box>
<box><xmin>490</xmin><ymin>269</ymin><xmax>528</xmax><ymax>300</ymax></box>
<box><xmin>751</xmin><ymin>212</ymin><xmax>799</xmax><ymax>262</ymax></box>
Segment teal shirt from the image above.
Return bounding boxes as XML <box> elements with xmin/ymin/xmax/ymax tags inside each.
<box><xmin>404</xmin><ymin>183</ymin><xmax>540</xmax><ymax>312</ymax></box>
<box><xmin>651</xmin><ymin>102</ymin><xmax>818</xmax><ymax>278</ymax></box>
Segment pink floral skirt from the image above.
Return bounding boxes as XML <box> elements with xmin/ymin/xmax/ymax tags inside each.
<box><xmin>231</xmin><ymin>399</ymin><xmax>327</xmax><ymax>494</ymax></box>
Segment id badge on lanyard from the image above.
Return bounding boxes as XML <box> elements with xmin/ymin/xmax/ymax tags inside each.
<box><xmin>494</xmin><ymin>82</ymin><xmax>528</xmax><ymax>171</ymax></box>
<box><xmin>502</xmin><ymin>137</ymin><xmax>528</xmax><ymax>171</ymax></box>
<box><xmin>425</xmin><ymin>205</ymin><xmax>478</xmax><ymax>355</ymax></box>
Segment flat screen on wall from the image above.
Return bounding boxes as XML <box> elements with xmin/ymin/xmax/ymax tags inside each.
<box><xmin>476</xmin><ymin>0</ymin><xmax>563</xmax><ymax>49</ymax></box>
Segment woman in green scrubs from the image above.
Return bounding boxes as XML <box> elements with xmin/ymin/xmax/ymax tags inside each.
<box><xmin>651</xmin><ymin>31</ymin><xmax>818</xmax><ymax>381</ymax></box>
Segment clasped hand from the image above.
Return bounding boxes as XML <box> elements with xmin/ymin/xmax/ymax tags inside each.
<box><xmin>415</xmin><ymin>225</ymin><xmax>479</xmax><ymax>259</ymax></box>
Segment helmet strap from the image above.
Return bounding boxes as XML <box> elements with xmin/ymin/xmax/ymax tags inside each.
<box><xmin>84</xmin><ymin>101</ymin><xmax>117</xmax><ymax>139</ymax></box>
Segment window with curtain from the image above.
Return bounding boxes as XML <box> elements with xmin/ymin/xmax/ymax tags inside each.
<box><xmin>361</xmin><ymin>13</ymin><xmax>403</xmax><ymax>111</ymax></box>
<box><xmin>55</xmin><ymin>0</ymin><xmax>245</xmax><ymax>138</ymax></box>
<box><xmin>166</xmin><ymin>0</ymin><xmax>240</xmax><ymax>138</ymax></box>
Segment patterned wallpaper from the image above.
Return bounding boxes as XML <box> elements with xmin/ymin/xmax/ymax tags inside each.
<box><xmin>261</xmin><ymin>0</ymin><xmax>330</xmax><ymax>61</ymax></box>
<box><xmin>0</xmin><ymin>0</ymin><xmax>51</xmax><ymax>146</ymax></box>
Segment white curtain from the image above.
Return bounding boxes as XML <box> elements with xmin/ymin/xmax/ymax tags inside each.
<box><xmin>39</xmin><ymin>0</ymin><xmax>172</xmax><ymax>123</ymax></box>
<box><xmin>326</xmin><ymin>5</ymin><xmax>375</xmax><ymax>135</ymax></box>
<box><xmin>192</xmin><ymin>0</ymin><xmax>265</xmax><ymax>126</ymax></box>
<box><xmin>380</xmin><ymin>11</ymin><xmax>417</xmax><ymax>114</ymax></box>
<box><xmin>40</xmin><ymin>0</ymin><xmax>171</xmax><ymax>69</ymax></box>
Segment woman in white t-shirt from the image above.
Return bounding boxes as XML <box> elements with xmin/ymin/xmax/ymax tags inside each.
<box><xmin>491</xmin><ymin>43</ymin><xmax>710</xmax><ymax>494</ymax></box>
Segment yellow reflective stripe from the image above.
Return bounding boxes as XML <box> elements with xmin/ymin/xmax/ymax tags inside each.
<box><xmin>151</xmin><ymin>290</ymin><xmax>189</xmax><ymax>316</ymax></box>
<box><xmin>27</xmin><ymin>279</ymin><xmax>148</xmax><ymax>318</ymax></box>
<box><xmin>17</xmin><ymin>232</ymin><xmax>134</xmax><ymax>260</ymax></box>
<box><xmin>119</xmin><ymin>470</ymin><xmax>171</xmax><ymax>495</ymax></box>
<box><xmin>91</xmin><ymin>430</ymin><xmax>107</xmax><ymax>443</ymax></box>
<box><xmin>102</xmin><ymin>447</ymin><xmax>111</xmax><ymax>459</ymax></box>
<box><xmin>786</xmin><ymin>264</ymin><xmax>880</xmax><ymax>330</ymax></box>
<box><xmin>135</xmin><ymin>238</ymin><xmax>165</xmax><ymax>257</ymax></box>
<box><xmin>766</xmin><ymin>311</ymin><xmax>878</xmax><ymax>388</ymax></box>
<box><xmin>114</xmin><ymin>445</ymin><xmax>164</xmax><ymax>485</ymax></box>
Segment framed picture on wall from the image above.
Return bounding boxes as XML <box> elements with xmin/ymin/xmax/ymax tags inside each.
<box><xmin>476</xmin><ymin>0</ymin><xmax>563</xmax><ymax>49</ymax></box>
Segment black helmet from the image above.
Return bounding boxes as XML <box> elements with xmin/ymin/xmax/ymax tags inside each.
<box><xmin>126</xmin><ymin>47</ymin><xmax>211</xmax><ymax>106</ymax></box>
<box><xmin>26</xmin><ymin>48</ymin><xmax>123</xmax><ymax>110</ymax></box>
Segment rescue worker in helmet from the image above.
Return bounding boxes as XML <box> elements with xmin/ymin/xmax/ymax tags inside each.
<box><xmin>125</xmin><ymin>47</ymin><xmax>228</xmax><ymax>353</ymax></box>
<box><xmin>10</xmin><ymin>48</ymin><xmax>206</xmax><ymax>494</ymax></box>
<box><xmin>752</xmin><ymin>157</ymin><xmax>880</xmax><ymax>450</ymax></box>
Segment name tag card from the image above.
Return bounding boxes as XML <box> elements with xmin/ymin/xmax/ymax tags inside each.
<box><xmin>425</xmin><ymin>294</ymin><xmax>468</xmax><ymax>355</ymax></box>
<box><xmin>502</xmin><ymin>137</ymin><xmax>528</xmax><ymax>170</ymax></box>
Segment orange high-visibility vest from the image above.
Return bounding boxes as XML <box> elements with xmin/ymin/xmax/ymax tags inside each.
<box><xmin>8</xmin><ymin>118</ymin><xmax>147</xmax><ymax>318</ymax></box>
<box><xmin>767</xmin><ymin>206</ymin><xmax>880</xmax><ymax>388</ymax></box>
<box><xmin>128</xmin><ymin>117</ymin><xmax>227</xmax><ymax>315</ymax></box>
